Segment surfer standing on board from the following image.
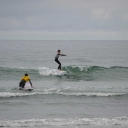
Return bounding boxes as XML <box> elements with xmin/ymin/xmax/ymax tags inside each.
<box><xmin>19</xmin><ymin>73</ymin><xmax>33</xmax><ymax>88</ymax></box>
<box><xmin>55</xmin><ymin>50</ymin><xmax>67</xmax><ymax>70</ymax></box>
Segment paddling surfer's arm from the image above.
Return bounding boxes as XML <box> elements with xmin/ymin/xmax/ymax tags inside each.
<box><xmin>29</xmin><ymin>80</ymin><xmax>33</xmax><ymax>88</ymax></box>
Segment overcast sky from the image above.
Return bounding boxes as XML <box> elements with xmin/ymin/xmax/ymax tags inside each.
<box><xmin>0</xmin><ymin>0</ymin><xmax>128</xmax><ymax>40</ymax></box>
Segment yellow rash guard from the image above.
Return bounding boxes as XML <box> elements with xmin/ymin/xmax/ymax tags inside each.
<box><xmin>21</xmin><ymin>76</ymin><xmax>30</xmax><ymax>82</ymax></box>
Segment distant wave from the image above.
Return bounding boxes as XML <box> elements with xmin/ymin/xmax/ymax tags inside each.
<box><xmin>0</xmin><ymin>117</ymin><xmax>128</xmax><ymax>127</ymax></box>
<box><xmin>0</xmin><ymin>65</ymin><xmax>128</xmax><ymax>81</ymax></box>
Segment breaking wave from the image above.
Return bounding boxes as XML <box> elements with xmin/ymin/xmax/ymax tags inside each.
<box><xmin>0</xmin><ymin>117</ymin><xmax>128</xmax><ymax>127</ymax></box>
<box><xmin>0</xmin><ymin>90</ymin><xmax>127</xmax><ymax>98</ymax></box>
<box><xmin>0</xmin><ymin>65</ymin><xmax>128</xmax><ymax>81</ymax></box>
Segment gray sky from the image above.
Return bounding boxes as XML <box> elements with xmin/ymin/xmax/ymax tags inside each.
<box><xmin>0</xmin><ymin>0</ymin><xmax>128</xmax><ymax>40</ymax></box>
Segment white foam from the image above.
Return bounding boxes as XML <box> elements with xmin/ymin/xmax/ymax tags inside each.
<box><xmin>0</xmin><ymin>117</ymin><xmax>128</xmax><ymax>127</ymax></box>
<box><xmin>64</xmin><ymin>65</ymin><xmax>93</xmax><ymax>72</ymax></box>
<box><xmin>55</xmin><ymin>92</ymin><xmax>126</xmax><ymax>97</ymax></box>
<box><xmin>38</xmin><ymin>67</ymin><xmax>66</xmax><ymax>76</ymax></box>
<box><xmin>19</xmin><ymin>67</ymin><xmax>25</xmax><ymax>69</ymax></box>
<box><xmin>0</xmin><ymin>91</ymin><xmax>126</xmax><ymax>98</ymax></box>
<box><xmin>0</xmin><ymin>92</ymin><xmax>41</xmax><ymax>98</ymax></box>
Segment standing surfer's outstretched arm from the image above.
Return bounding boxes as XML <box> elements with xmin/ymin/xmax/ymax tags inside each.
<box><xmin>60</xmin><ymin>54</ymin><xmax>67</xmax><ymax>56</ymax></box>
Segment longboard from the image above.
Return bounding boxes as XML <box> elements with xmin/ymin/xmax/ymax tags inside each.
<box><xmin>19</xmin><ymin>87</ymin><xmax>33</xmax><ymax>91</ymax></box>
<box><xmin>19</xmin><ymin>83</ymin><xmax>33</xmax><ymax>91</ymax></box>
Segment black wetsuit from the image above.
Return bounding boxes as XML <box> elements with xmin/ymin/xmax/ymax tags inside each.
<box><xmin>55</xmin><ymin>54</ymin><xmax>61</xmax><ymax>70</ymax></box>
<box><xmin>19</xmin><ymin>80</ymin><xmax>26</xmax><ymax>88</ymax></box>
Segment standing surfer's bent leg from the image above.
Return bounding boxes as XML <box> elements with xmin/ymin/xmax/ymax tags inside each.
<box><xmin>55</xmin><ymin>58</ymin><xmax>61</xmax><ymax>70</ymax></box>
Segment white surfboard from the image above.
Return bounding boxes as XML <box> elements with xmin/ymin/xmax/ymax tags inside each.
<box><xmin>19</xmin><ymin>83</ymin><xmax>33</xmax><ymax>91</ymax></box>
<box><xmin>19</xmin><ymin>87</ymin><xmax>33</xmax><ymax>91</ymax></box>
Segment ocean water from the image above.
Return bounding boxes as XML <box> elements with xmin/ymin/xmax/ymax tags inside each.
<box><xmin>0</xmin><ymin>40</ymin><xmax>128</xmax><ymax>128</ymax></box>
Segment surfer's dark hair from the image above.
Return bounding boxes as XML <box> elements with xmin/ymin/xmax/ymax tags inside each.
<box><xmin>58</xmin><ymin>50</ymin><xmax>61</xmax><ymax>52</ymax></box>
<box><xmin>25</xmin><ymin>73</ymin><xmax>28</xmax><ymax>76</ymax></box>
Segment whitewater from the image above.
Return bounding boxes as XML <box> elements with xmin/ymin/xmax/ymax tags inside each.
<box><xmin>0</xmin><ymin>40</ymin><xmax>128</xmax><ymax>128</ymax></box>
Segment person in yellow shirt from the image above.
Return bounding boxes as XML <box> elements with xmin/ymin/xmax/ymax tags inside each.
<box><xmin>19</xmin><ymin>73</ymin><xmax>33</xmax><ymax>88</ymax></box>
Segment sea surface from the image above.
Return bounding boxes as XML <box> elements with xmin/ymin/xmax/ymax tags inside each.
<box><xmin>0</xmin><ymin>40</ymin><xmax>128</xmax><ymax>128</ymax></box>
